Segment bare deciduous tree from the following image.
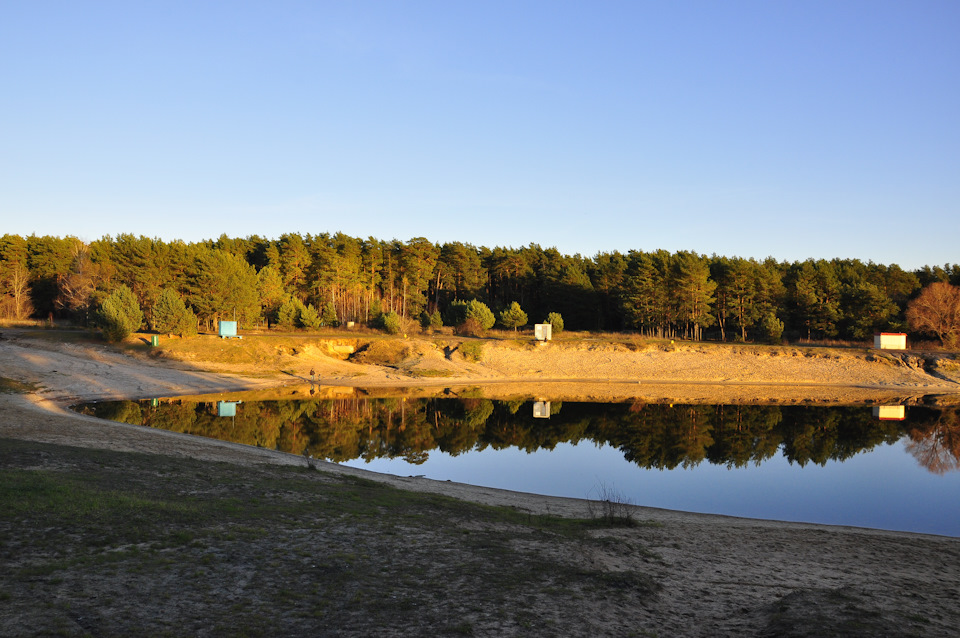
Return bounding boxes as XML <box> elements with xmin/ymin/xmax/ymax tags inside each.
<box><xmin>56</xmin><ymin>242</ymin><xmax>97</xmax><ymax>322</ymax></box>
<box><xmin>906</xmin><ymin>282</ymin><xmax>960</xmax><ymax>347</ymax></box>
<box><xmin>1</xmin><ymin>262</ymin><xmax>33</xmax><ymax>320</ymax></box>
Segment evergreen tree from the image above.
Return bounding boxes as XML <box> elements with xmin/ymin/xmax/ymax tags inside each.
<box><xmin>277</xmin><ymin>297</ymin><xmax>305</xmax><ymax>329</ymax></box>
<box><xmin>623</xmin><ymin>250</ymin><xmax>672</xmax><ymax>337</ymax></box>
<box><xmin>759</xmin><ymin>312</ymin><xmax>784</xmax><ymax>344</ymax></box>
<box><xmin>434</xmin><ymin>242</ymin><xmax>484</xmax><ymax>309</ymax></box>
<box><xmin>589</xmin><ymin>251</ymin><xmax>628</xmax><ymax>330</ymax></box>
<box><xmin>671</xmin><ymin>252</ymin><xmax>716</xmax><ymax>341</ymax></box>
<box><xmin>188</xmin><ymin>249</ymin><xmax>261</xmax><ymax>328</ymax></box>
<box><xmin>446</xmin><ymin>299</ymin><xmax>495</xmax><ymax>331</ymax></box>
<box><xmin>25</xmin><ymin>235</ymin><xmax>76</xmax><ymax>317</ymax></box>
<box><xmin>97</xmin><ymin>285</ymin><xmax>143</xmax><ymax>342</ymax></box>
<box><xmin>151</xmin><ymin>289</ymin><xmax>196</xmax><ymax>336</ymax></box>
<box><xmin>321</xmin><ymin>301</ymin><xmax>338</xmax><ymax>327</ymax></box>
<box><xmin>299</xmin><ymin>303</ymin><xmax>322</xmax><ymax>329</ymax></box>
<box><xmin>498</xmin><ymin>302</ymin><xmax>528</xmax><ymax>331</ymax></box>
<box><xmin>380</xmin><ymin>310</ymin><xmax>402</xmax><ymax>334</ymax></box>
<box><xmin>545</xmin><ymin>312</ymin><xmax>564</xmax><ymax>333</ymax></box>
<box><xmin>257</xmin><ymin>266</ymin><xmax>286</xmax><ymax>326</ymax></box>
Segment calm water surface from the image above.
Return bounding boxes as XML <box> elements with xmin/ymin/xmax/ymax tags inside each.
<box><xmin>75</xmin><ymin>395</ymin><xmax>960</xmax><ymax>537</ymax></box>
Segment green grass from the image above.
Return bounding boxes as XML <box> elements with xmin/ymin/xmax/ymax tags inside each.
<box><xmin>459</xmin><ymin>341</ymin><xmax>484</xmax><ymax>362</ymax></box>
<box><xmin>0</xmin><ymin>376</ymin><xmax>37</xmax><ymax>393</ymax></box>
<box><xmin>407</xmin><ymin>368</ymin><xmax>454</xmax><ymax>378</ymax></box>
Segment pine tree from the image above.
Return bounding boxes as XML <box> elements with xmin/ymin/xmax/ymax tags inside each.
<box><xmin>277</xmin><ymin>297</ymin><xmax>302</xmax><ymax>329</ymax></box>
<box><xmin>545</xmin><ymin>312</ymin><xmax>564</xmax><ymax>333</ymax></box>
<box><xmin>151</xmin><ymin>289</ymin><xmax>196</xmax><ymax>337</ymax></box>
<box><xmin>299</xmin><ymin>303</ymin><xmax>321</xmax><ymax>329</ymax></box>
<box><xmin>257</xmin><ymin>266</ymin><xmax>286</xmax><ymax>326</ymax></box>
<box><xmin>498</xmin><ymin>302</ymin><xmax>528</xmax><ymax>331</ymax></box>
<box><xmin>321</xmin><ymin>301</ymin><xmax>338</xmax><ymax>327</ymax></box>
<box><xmin>97</xmin><ymin>285</ymin><xmax>143</xmax><ymax>342</ymax></box>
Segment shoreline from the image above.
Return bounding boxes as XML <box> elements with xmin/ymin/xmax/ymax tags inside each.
<box><xmin>4</xmin><ymin>390</ymin><xmax>956</xmax><ymax>541</ymax></box>
<box><xmin>0</xmin><ymin>330</ymin><xmax>956</xmax><ymax>533</ymax></box>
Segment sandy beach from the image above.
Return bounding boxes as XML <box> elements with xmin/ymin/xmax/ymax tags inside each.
<box><xmin>2</xmin><ymin>329</ymin><xmax>959</xmax><ymax>636</ymax></box>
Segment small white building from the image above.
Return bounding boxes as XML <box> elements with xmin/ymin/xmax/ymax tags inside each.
<box><xmin>874</xmin><ymin>333</ymin><xmax>907</xmax><ymax>350</ymax></box>
<box><xmin>534</xmin><ymin>324</ymin><xmax>553</xmax><ymax>342</ymax></box>
<box><xmin>219</xmin><ymin>320</ymin><xmax>242</xmax><ymax>339</ymax></box>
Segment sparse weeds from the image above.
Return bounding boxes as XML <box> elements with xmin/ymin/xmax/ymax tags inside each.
<box><xmin>408</xmin><ymin>369</ymin><xmax>454</xmax><ymax>378</ymax></box>
<box><xmin>587</xmin><ymin>481</ymin><xmax>637</xmax><ymax>527</ymax></box>
<box><xmin>0</xmin><ymin>438</ymin><xmax>669</xmax><ymax>637</ymax></box>
<box><xmin>459</xmin><ymin>341</ymin><xmax>484</xmax><ymax>363</ymax></box>
<box><xmin>302</xmin><ymin>449</ymin><xmax>319</xmax><ymax>471</ymax></box>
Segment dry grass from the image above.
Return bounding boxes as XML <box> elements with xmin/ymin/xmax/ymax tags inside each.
<box><xmin>0</xmin><ymin>437</ymin><xmax>663</xmax><ymax>638</ymax></box>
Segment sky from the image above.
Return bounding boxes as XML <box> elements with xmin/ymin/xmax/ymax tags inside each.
<box><xmin>1</xmin><ymin>1</ymin><xmax>958</xmax><ymax>270</ymax></box>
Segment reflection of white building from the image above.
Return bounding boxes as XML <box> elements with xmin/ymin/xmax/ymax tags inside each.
<box><xmin>873</xmin><ymin>405</ymin><xmax>905</xmax><ymax>421</ymax></box>
<box><xmin>533</xmin><ymin>401</ymin><xmax>551</xmax><ymax>418</ymax></box>
<box><xmin>874</xmin><ymin>333</ymin><xmax>906</xmax><ymax>350</ymax></box>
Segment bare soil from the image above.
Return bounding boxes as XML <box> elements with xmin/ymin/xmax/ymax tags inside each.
<box><xmin>2</xmin><ymin>329</ymin><xmax>959</xmax><ymax>637</ymax></box>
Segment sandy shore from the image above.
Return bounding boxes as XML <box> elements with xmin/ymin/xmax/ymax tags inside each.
<box><xmin>2</xmin><ymin>331</ymin><xmax>960</xmax><ymax>636</ymax></box>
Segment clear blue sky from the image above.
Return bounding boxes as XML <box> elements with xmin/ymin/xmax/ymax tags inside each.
<box><xmin>2</xmin><ymin>1</ymin><xmax>957</xmax><ymax>269</ymax></box>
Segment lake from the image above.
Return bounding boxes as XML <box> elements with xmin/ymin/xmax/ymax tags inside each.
<box><xmin>74</xmin><ymin>394</ymin><xmax>960</xmax><ymax>537</ymax></box>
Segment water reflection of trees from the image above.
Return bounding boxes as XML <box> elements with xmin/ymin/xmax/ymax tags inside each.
<box><xmin>905</xmin><ymin>408</ymin><xmax>960</xmax><ymax>474</ymax></box>
<box><xmin>76</xmin><ymin>399</ymin><xmax>960</xmax><ymax>474</ymax></box>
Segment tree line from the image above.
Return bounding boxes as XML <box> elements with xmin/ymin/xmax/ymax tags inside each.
<box><xmin>1</xmin><ymin>232</ymin><xmax>958</xmax><ymax>344</ymax></box>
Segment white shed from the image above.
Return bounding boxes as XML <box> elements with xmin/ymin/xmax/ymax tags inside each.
<box><xmin>873</xmin><ymin>333</ymin><xmax>907</xmax><ymax>350</ymax></box>
<box><xmin>534</xmin><ymin>324</ymin><xmax>552</xmax><ymax>342</ymax></box>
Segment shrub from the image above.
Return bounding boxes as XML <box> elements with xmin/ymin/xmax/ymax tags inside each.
<box><xmin>458</xmin><ymin>317</ymin><xmax>485</xmax><ymax>337</ymax></box>
<box><xmin>587</xmin><ymin>482</ymin><xmax>636</xmax><ymax>527</ymax></box>
<box><xmin>96</xmin><ymin>285</ymin><xmax>143</xmax><ymax>342</ymax></box>
<box><xmin>759</xmin><ymin>312</ymin><xmax>784</xmax><ymax>344</ymax></box>
<box><xmin>545</xmin><ymin>312</ymin><xmax>564</xmax><ymax>334</ymax></box>
<box><xmin>460</xmin><ymin>341</ymin><xmax>484</xmax><ymax>362</ymax></box>
<box><xmin>419</xmin><ymin>310</ymin><xmax>444</xmax><ymax>332</ymax></box>
<box><xmin>380</xmin><ymin>311</ymin><xmax>402</xmax><ymax>335</ymax></box>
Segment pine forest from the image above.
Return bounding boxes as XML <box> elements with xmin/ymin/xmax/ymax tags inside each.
<box><xmin>1</xmin><ymin>232</ymin><xmax>958</xmax><ymax>346</ymax></box>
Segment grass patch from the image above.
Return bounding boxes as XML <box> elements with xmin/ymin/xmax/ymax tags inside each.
<box><xmin>408</xmin><ymin>369</ymin><xmax>454</xmax><ymax>378</ymax></box>
<box><xmin>0</xmin><ymin>437</ymin><xmax>660</xmax><ymax>637</ymax></box>
<box><xmin>0</xmin><ymin>377</ymin><xmax>37</xmax><ymax>394</ymax></box>
<box><xmin>459</xmin><ymin>341</ymin><xmax>484</xmax><ymax>362</ymax></box>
